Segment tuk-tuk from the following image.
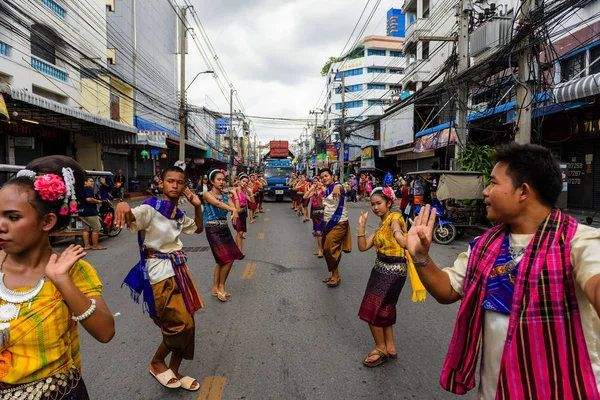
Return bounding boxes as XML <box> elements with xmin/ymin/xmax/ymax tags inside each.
<box><xmin>406</xmin><ymin>170</ymin><xmax>489</xmax><ymax>245</ymax></box>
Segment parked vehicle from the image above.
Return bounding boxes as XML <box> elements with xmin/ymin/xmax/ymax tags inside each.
<box><xmin>99</xmin><ymin>199</ymin><xmax>121</xmax><ymax>237</ymax></box>
<box><xmin>406</xmin><ymin>170</ymin><xmax>490</xmax><ymax>245</ymax></box>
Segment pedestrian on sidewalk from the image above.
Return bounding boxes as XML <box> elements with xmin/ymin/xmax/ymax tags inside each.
<box><xmin>0</xmin><ymin>155</ymin><xmax>115</xmax><ymax>398</ymax></box>
<box><xmin>407</xmin><ymin>143</ymin><xmax>600</xmax><ymax>398</ymax></box>
<box><xmin>315</xmin><ymin>168</ymin><xmax>352</xmax><ymax>287</ymax></box>
<box><xmin>113</xmin><ymin>169</ymin><xmax>126</xmax><ymax>202</ymax></box>
<box><xmin>79</xmin><ymin>176</ymin><xmax>108</xmax><ymax>251</ymax></box>
<box><xmin>232</xmin><ymin>173</ymin><xmax>252</xmax><ymax>252</ymax></box>
<box><xmin>305</xmin><ymin>176</ymin><xmax>325</xmax><ymax>258</ymax></box>
<box><xmin>356</xmin><ymin>187</ymin><xmax>426</xmax><ymax>367</ymax></box>
<box><xmin>202</xmin><ymin>169</ymin><xmax>243</xmax><ymax>302</ymax></box>
<box><xmin>116</xmin><ymin>166</ymin><xmax>204</xmax><ymax>392</ymax></box>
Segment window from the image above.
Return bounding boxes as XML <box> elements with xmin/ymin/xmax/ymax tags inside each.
<box><xmin>367</xmin><ymin>84</ymin><xmax>386</xmax><ymax>90</ymax></box>
<box><xmin>336</xmin><ymin>100</ymin><xmax>363</xmax><ymax>110</ymax></box>
<box><xmin>367</xmin><ymin>49</ymin><xmax>386</xmax><ymax>56</ymax></box>
<box><xmin>422</xmin><ymin>42</ymin><xmax>430</xmax><ymax>60</ymax></box>
<box><xmin>591</xmin><ymin>45</ymin><xmax>600</xmax><ymax>75</ymax></box>
<box><xmin>0</xmin><ymin>42</ymin><xmax>8</xmax><ymax>57</ymax></box>
<box><xmin>368</xmin><ymin>100</ymin><xmax>386</xmax><ymax>106</ymax></box>
<box><xmin>561</xmin><ymin>52</ymin><xmax>585</xmax><ymax>81</ymax></box>
<box><xmin>390</xmin><ymin>51</ymin><xmax>404</xmax><ymax>57</ymax></box>
<box><xmin>336</xmin><ymin>84</ymin><xmax>363</xmax><ymax>94</ymax></box>
<box><xmin>367</xmin><ymin>67</ymin><xmax>386</xmax><ymax>73</ymax></box>
<box><xmin>106</xmin><ymin>0</ymin><xmax>115</xmax><ymax>11</ymax></box>
<box><xmin>39</xmin><ymin>0</ymin><xmax>65</xmax><ymax>18</ymax></box>
<box><xmin>110</xmin><ymin>94</ymin><xmax>120</xmax><ymax>122</ymax></box>
<box><xmin>335</xmin><ymin>68</ymin><xmax>363</xmax><ymax>79</ymax></box>
<box><xmin>389</xmin><ymin>68</ymin><xmax>404</xmax><ymax>74</ymax></box>
<box><xmin>107</xmin><ymin>48</ymin><xmax>116</xmax><ymax>65</ymax></box>
<box><xmin>31</xmin><ymin>25</ymin><xmax>56</xmax><ymax>65</ymax></box>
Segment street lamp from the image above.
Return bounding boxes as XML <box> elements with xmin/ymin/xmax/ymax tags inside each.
<box><xmin>179</xmin><ymin>70</ymin><xmax>215</xmax><ymax>163</ymax></box>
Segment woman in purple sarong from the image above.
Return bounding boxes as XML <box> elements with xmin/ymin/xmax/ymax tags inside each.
<box><xmin>203</xmin><ymin>169</ymin><xmax>243</xmax><ymax>302</ymax></box>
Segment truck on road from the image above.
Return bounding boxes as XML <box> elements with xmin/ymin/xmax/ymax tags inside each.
<box><xmin>263</xmin><ymin>141</ymin><xmax>294</xmax><ymax>202</ymax></box>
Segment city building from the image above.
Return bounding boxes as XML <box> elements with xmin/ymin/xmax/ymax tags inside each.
<box><xmin>323</xmin><ymin>35</ymin><xmax>407</xmax><ymax>142</ymax></box>
<box><xmin>0</xmin><ymin>0</ymin><xmax>136</xmax><ymax>181</ymax></box>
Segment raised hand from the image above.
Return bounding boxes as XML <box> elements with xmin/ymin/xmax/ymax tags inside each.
<box><xmin>45</xmin><ymin>245</ymin><xmax>86</xmax><ymax>282</ymax></box>
<box><xmin>406</xmin><ymin>204</ymin><xmax>436</xmax><ymax>262</ymax></box>
<box><xmin>359</xmin><ymin>211</ymin><xmax>369</xmax><ymax>227</ymax></box>
<box><xmin>115</xmin><ymin>201</ymin><xmax>133</xmax><ymax>229</ymax></box>
<box><xmin>184</xmin><ymin>188</ymin><xmax>201</xmax><ymax>207</ymax></box>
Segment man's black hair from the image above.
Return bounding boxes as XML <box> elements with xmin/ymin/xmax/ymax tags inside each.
<box><xmin>161</xmin><ymin>166</ymin><xmax>185</xmax><ymax>180</ymax></box>
<box><xmin>319</xmin><ymin>168</ymin><xmax>333</xmax><ymax>176</ymax></box>
<box><xmin>493</xmin><ymin>143</ymin><xmax>562</xmax><ymax>208</ymax></box>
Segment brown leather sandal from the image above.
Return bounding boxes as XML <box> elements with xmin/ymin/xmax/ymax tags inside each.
<box><xmin>363</xmin><ymin>349</ymin><xmax>388</xmax><ymax>368</ymax></box>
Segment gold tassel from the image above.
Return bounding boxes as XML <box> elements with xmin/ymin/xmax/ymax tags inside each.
<box><xmin>407</xmin><ymin>253</ymin><xmax>427</xmax><ymax>302</ymax></box>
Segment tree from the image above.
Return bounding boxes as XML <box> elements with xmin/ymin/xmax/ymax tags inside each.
<box><xmin>321</xmin><ymin>56</ymin><xmax>342</xmax><ymax>77</ymax></box>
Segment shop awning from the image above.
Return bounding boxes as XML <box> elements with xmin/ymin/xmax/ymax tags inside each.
<box><xmin>554</xmin><ymin>72</ymin><xmax>600</xmax><ymax>103</ymax></box>
<box><xmin>506</xmin><ymin>101</ymin><xmax>590</xmax><ymax>123</ymax></box>
<box><xmin>1</xmin><ymin>84</ymin><xmax>137</xmax><ymax>144</ymax></box>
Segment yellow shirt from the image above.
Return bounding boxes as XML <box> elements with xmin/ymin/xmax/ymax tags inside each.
<box><xmin>374</xmin><ymin>212</ymin><xmax>407</xmax><ymax>258</ymax></box>
<box><xmin>0</xmin><ymin>260</ymin><xmax>102</xmax><ymax>384</ymax></box>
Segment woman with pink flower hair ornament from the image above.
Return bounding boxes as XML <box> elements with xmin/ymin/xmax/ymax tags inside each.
<box><xmin>0</xmin><ymin>155</ymin><xmax>115</xmax><ymax>398</ymax></box>
<box><xmin>356</xmin><ymin>186</ymin><xmax>426</xmax><ymax>368</ymax></box>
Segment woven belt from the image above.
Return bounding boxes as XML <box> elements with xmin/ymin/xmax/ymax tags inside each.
<box><xmin>374</xmin><ymin>258</ymin><xmax>407</xmax><ymax>276</ymax></box>
<box><xmin>206</xmin><ymin>219</ymin><xmax>228</xmax><ymax>226</ymax></box>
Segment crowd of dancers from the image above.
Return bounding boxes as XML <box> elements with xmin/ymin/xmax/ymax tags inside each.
<box><xmin>4</xmin><ymin>142</ymin><xmax>600</xmax><ymax>398</ymax></box>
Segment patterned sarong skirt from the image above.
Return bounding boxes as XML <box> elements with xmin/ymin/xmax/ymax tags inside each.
<box><xmin>205</xmin><ymin>219</ymin><xmax>245</xmax><ymax>264</ymax></box>
<box><xmin>311</xmin><ymin>208</ymin><xmax>324</xmax><ymax>231</ymax></box>
<box><xmin>358</xmin><ymin>253</ymin><xmax>407</xmax><ymax>327</ymax></box>
<box><xmin>233</xmin><ymin>208</ymin><xmax>247</xmax><ymax>232</ymax></box>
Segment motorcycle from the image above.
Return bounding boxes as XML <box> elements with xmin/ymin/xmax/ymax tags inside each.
<box><xmin>99</xmin><ymin>199</ymin><xmax>121</xmax><ymax>237</ymax></box>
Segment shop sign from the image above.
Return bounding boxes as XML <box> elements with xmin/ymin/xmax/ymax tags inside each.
<box><xmin>14</xmin><ymin>137</ymin><xmax>35</xmax><ymax>148</ymax></box>
<box><xmin>574</xmin><ymin>118</ymin><xmax>600</xmax><ymax>135</ymax></box>
<box><xmin>361</xmin><ymin>146</ymin><xmax>373</xmax><ymax>159</ymax></box>
<box><xmin>381</xmin><ymin>103</ymin><xmax>414</xmax><ymax>150</ymax></box>
<box><xmin>567</xmin><ymin>159</ymin><xmax>584</xmax><ymax>186</ymax></box>
<box><xmin>335</xmin><ymin>143</ymin><xmax>350</xmax><ymax>162</ymax></box>
<box><xmin>216</xmin><ymin>118</ymin><xmax>229</xmax><ymax>134</ymax></box>
<box><xmin>326</xmin><ymin>144</ymin><xmax>338</xmax><ymax>160</ymax></box>
<box><xmin>193</xmin><ymin>158</ymin><xmax>205</xmax><ymax>165</ymax></box>
<box><xmin>0</xmin><ymin>120</ymin><xmax>61</xmax><ymax>140</ymax></box>
<box><xmin>414</xmin><ymin>128</ymin><xmax>457</xmax><ymax>153</ymax></box>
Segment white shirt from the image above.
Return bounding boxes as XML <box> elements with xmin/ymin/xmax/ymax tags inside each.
<box><xmin>129</xmin><ymin>204</ymin><xmax>197</xmax><ymax>284</ymax></box>
<box><xmin>322</xmin><ymin>185</ymin><xmax>348</xmax><ymax>223</ymax></box>
<box><xmin>443</xmin><ymin>224</ymin><xmax>600</xmax><ymax>399</ymax></box>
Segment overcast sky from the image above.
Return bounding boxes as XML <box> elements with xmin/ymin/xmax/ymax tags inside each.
<box><xmin>186</xmin><ymin>0</ymin><xmax>400</xmax><ymax>145</ymax></box>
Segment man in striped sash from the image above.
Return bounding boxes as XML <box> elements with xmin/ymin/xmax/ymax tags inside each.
<box><xmin>407</xmin><ymin>143</ymin><xmax>600</xmax><ymax>399</ymax></box>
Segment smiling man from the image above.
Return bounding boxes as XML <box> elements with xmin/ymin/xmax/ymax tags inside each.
<box><xmin>406</xmin><ymin>143</ymin><xmax>600</xmax><ymax>399</ymax></box>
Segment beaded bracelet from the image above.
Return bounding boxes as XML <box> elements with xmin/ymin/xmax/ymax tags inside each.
<box><xmin>357</xmin><ymin>233</ymin><xmax>366</xmax><ymax>237</ymax></box>
<box><xmin>412</xmin><ymin>257</ymin><xmax>431</xmax><ymax>267</ymax></box>
<box><xmin>72</xmin><ymin>298</ymin><xmax>97</xmax><ymax>322</ymax></box>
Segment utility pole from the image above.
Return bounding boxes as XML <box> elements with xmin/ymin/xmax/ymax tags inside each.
<box><xmin>339</xmin><ymin>73</ymin><xmax>346</xmax><ymax>184</ymax></box>
<box><xmin>228</xmin><ymin>86</ymin><xmax>234</xmax><ymax>183</ymax></box>
<box><xmin>515</xmin><ymin>0</ymin><xmax>533</xmax><ymax>144</ymax></box>
<box><xmin>178</xmin><ymin>6</ymin><xmax>187</xmax><ymax>163</ymax></box>
<box><xmin>454</xmin><ymin>0</ymin><xmax>470</xmax><ymax>167</ymax></box>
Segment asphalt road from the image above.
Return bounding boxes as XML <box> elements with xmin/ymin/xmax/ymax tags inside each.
<box><xmin>60</xmin><ymin>198</ymin><xmax>477</xmax><ymax>400</ymax></box>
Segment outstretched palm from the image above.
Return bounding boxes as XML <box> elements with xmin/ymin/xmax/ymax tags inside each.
<box><xmin>406</xmin><ymin>204</ymin><xmax>436</xmax><ymax>261</ymax></box>
<box><xmin>45</xmin><ymin>245</ymin><xmax>86</xmax><ymax>282</ymax></box>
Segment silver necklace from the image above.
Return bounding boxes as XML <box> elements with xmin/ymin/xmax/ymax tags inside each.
<box><xmin>0</xmin><ymin>255</ymin><xmax>46</xmax><ymax>346</ymax></box>
<box><xmin>505</xmin><ymin>240</ymin><xmax>526</xmax><ymax>276</ymax></box>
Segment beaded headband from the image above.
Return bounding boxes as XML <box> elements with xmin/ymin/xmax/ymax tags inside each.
<box><xmin>15</xmin><ymin>168</ymin><xmax>78</xmax><ymax>215</ymax></box>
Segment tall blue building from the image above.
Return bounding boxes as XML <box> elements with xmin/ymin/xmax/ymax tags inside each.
<box><xmin>386</xmin><ymin>8</ymin><xmax>406</xmax><ymax>37</ymax></box>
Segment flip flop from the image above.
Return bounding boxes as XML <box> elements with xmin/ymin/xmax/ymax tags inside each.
<box><xmin>327</xmin><ymin>278</ymin><xmax>341</xmax><ymax>287</ymax></box>
<box><xmin>179</xmin><ymin>376</ymin><xmax>200</xmax><ymax>392</ymax></box>
<box><xmin>91</xmin><ymin>246</ymin><xmax>107</xmax><ymax>250</ymax></box>
<box><xmin>149</xmin><ymin>369</ymin><xmax>181</xmax><ymax>389</ymax></box>
<box><xmin>363</xmin><ymin>349</ymin><xmax>388</xmax><ymax>368</ymax></box>
<box><xmin>217</xmin><ymin>292</ymin><xmax>228</xmax><ymax>302</ymax></box>
<box><xmin>322</xmin><ymin>277</ymin><xmax>332</xmax><ymax>283</ymax></box>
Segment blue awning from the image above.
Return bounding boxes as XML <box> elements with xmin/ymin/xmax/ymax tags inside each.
<box><xmin>415</xmin><ymin>121</ymin><xmax>454</xmax><ymax>138</ymax></box>
<box><xmin>415</xmin><ymin>91</ymin><xmax>552</xmax><ymax>138</ymax></box>
<box><xmin>134</xmin><ymin>116</ymin><xmax>179</xmax><ymax>137</ymax></box>
<box><xmin>507</xmin><ymin>102</ymin><xmax>589</xmax><ymax>123</ymax></box>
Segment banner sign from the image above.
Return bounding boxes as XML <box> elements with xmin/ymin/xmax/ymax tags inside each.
<box><xmin>360</xmin><ymin>146</ymin><xmax>375</xmax><ymax>170</ymax></box>
<box><xmin>335</xmin><ymin>143</ymin><xmax>350</xmax><ymax>162</ymax></box>
<box><xmin>0</xmin><ymin>93</ymin><xmax>9</xmax><ymax>122</ymax></box>
<box><xmin>361</xmin><ymin>146</ymin><xmax>373</xmax><ymax>159</ymax></box>
<box><xmin>381</xmin><ymin>103</ymin><xmax>414</xmax><ymax>150</ymax></box>
<box><xmin>326</xmin><ymin>144</ymin><xmax>338</xmax><ymax>160</ymax></box>
<box><xmin>216</xmin><ymin>118</ymin><xmax>229</xmax><ymax>134</ymax></box>
<box><xmin>414</xmin><ymin>127</ymin><xmax>457</xmax><ymax>153</ymax></box>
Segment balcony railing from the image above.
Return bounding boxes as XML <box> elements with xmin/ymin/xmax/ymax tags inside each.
<box><xmin>0</xmin><ymin>42</ymin><xmax>8</xmax><ymax>57</ymax></box>
<box><xmin>39</xmin><ymin>0</ymin><xmax>65</xmax><ymax>18</ymax></box>
<box><xmin>31</xmin><ymin>57</ymin><xmax>67</xmax><ymax>81</ymax></box>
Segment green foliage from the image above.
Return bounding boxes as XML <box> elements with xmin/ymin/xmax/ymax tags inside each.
<box><xmin>457</xmin><ymin>144</ymin><xmax>495</xmax><ymax>186</ymax></box>
<box><xmin>321</xmin><ymin>56</ymin><xmax>342</xmax><ymax>77</ymax></box>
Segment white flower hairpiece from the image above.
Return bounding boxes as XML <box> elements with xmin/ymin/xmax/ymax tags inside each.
<box><xmin>16</xmin><ymin>169</ymin><xmax>37</xmax><ymax>178</ymax></box>
<box><xmin>61</xmin><ymin>167</ymin><xmax>78</xmax><ymax>215</ymax></box>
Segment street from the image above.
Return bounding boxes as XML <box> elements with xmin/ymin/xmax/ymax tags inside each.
<box><xmin>64</xmin><ymin>199</ymin><xmax>476</xmax><ymax>400</ymax></box>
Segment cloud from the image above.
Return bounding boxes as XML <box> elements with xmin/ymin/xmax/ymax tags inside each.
<box><xmin>186</xmin><ymin>0</ymin><xmax>397</xmax><ymax>143</ymax></box>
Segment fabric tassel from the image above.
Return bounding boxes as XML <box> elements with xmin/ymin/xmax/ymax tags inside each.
<box><xmin>406</xmin><ymin>253</ymin><xmax>427</xmax><ymax>303</ymax></box>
